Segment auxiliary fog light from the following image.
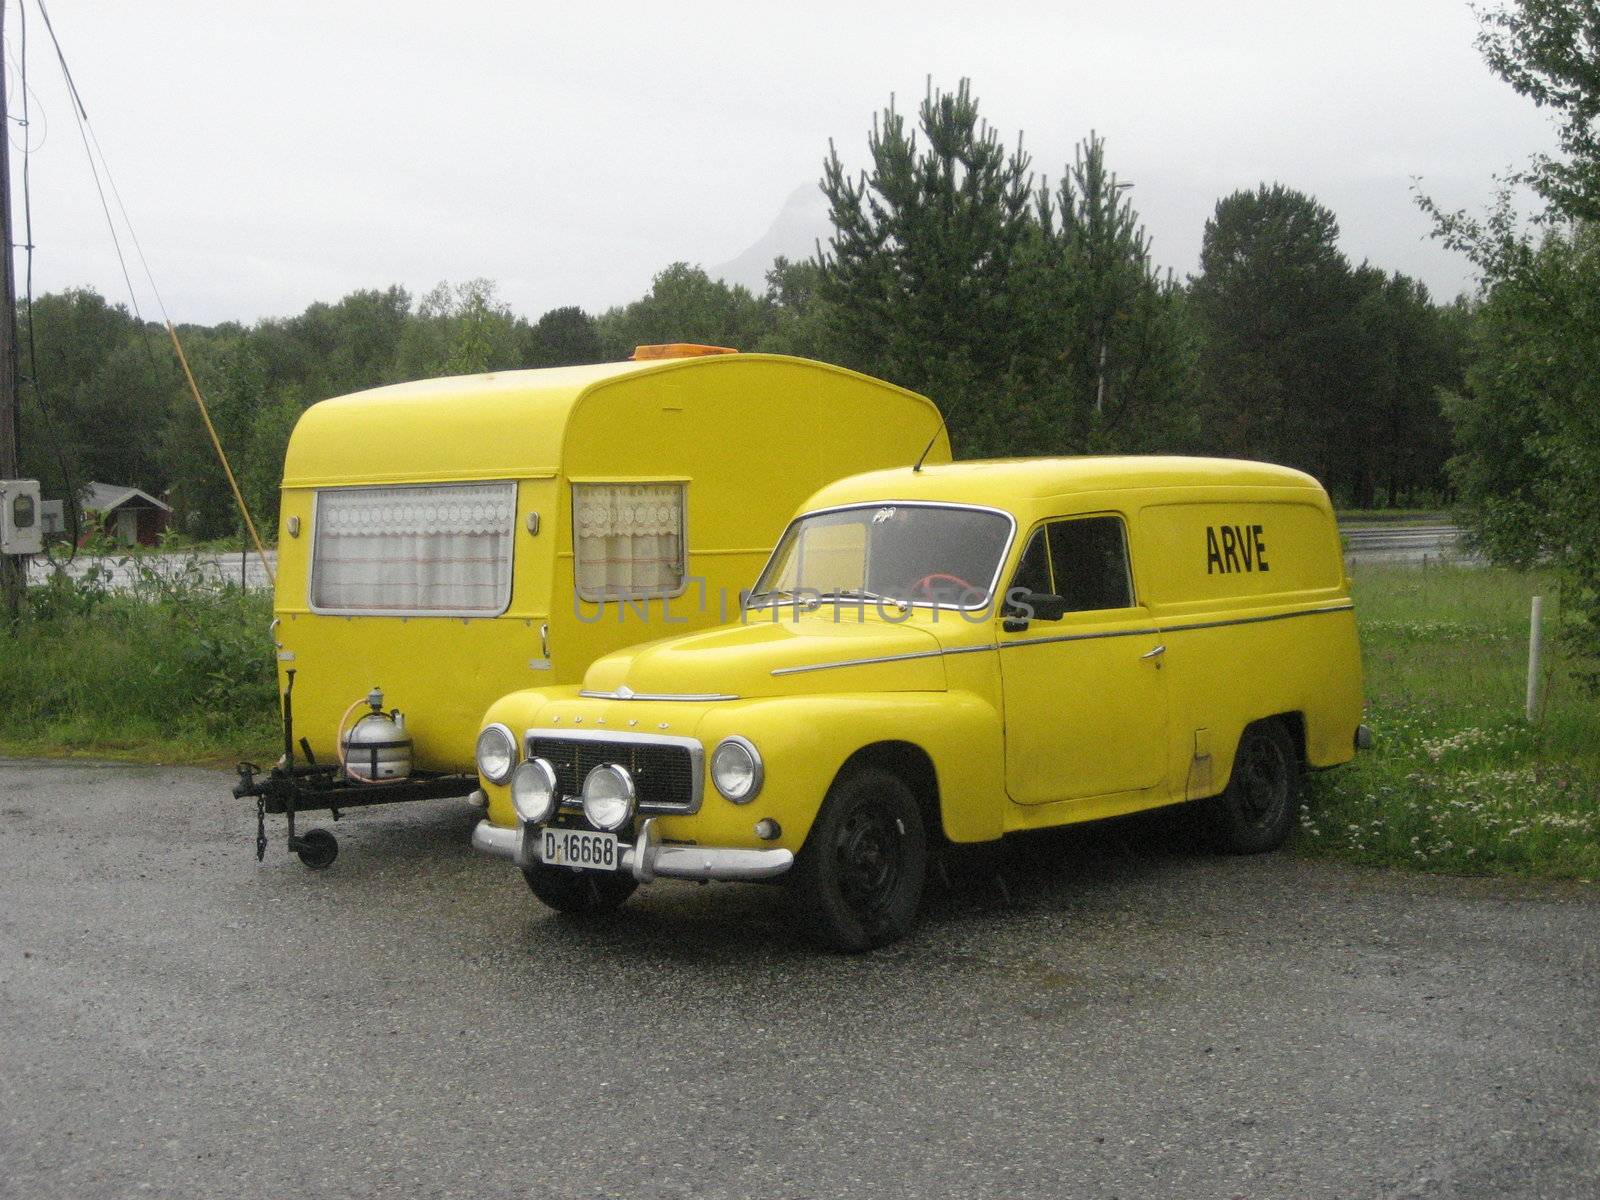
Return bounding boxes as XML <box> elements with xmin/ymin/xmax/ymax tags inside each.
<box><xmin>711</xmin><ymin>736</ymin><xmax>763</xmax><ymax>803</ymax></box>
<box><xmin>581</xmin><ymin>764</ymin><xmax>636</xmax><ymax>832</ymax></box>
<box><xmin>475</xmin><ymin>724</ymin><xmax>516</xmax><ymax>784</ymax></box>
<box><xmin>511</xmin><ymin>758</ymin><xmax>559</xmax><ymax>824</ymax></box>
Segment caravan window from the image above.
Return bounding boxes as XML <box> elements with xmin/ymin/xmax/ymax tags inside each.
<box><xmin>573</xmin><ymin>482</ymin><xmax>687</xmax><ymax>601</ymax></box>
<box><xmin>310</xmin><ymin>482</ymin><xmax>516</xmax><ymax>615</ymax></box>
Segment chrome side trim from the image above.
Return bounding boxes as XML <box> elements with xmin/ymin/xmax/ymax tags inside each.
<box><xmin>469</xmin><ymin>817</ymin><xmax>795</xmax><ymax>882</ymax></box>
<box><xmin>1000</xmin><ymin>627</ymin><xmax>1160</xmax><ymax>649</ymax></box>
<box><xmin>769</xmin><ymin>602</ymin><xmax>1357</xmax><ymax>674</ymax></box>
<box><xmin>523</xmin><ymin>727</ymin><xmax>705</xmax><ymax>815</ymax></box>
<box><xmin>998</xmin><ymin>603</ymin><xmax>1356</xmax><ymax>650</ymax></box>
<box><xmin>770</xmin><ymin>643</ymin><xmax>993</xmax><ymax>677</ymax></box>
<box><xmin>578</xmin><ymin>689</ymin><xmax>740</xmax><ymax>702</ymax></box>
<box><xmin>1157</xmin><ymin>602</ymin><xmax>1355</xmax><ymax>634</ymax></box>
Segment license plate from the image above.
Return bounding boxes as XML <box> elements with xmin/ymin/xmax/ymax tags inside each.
<box><xmin>539</xmin><ymin>827</ymin><xmax>620</xmax><ymax>872</ymax></box>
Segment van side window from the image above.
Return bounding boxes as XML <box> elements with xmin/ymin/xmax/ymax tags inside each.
<box><xmin>1046</xmin><ymin>516</ymin><xmax>1133</xmax><ymax>611</ymax></box>
<box><xmin>573</xmin><ymin>482</ymin><xmax>687</xmax><ymax>600</ymax></box>
<box><xmin>1009</xmin><ymin>529</ymin><xmax>1051</xmax><ymax>597</ymax></box>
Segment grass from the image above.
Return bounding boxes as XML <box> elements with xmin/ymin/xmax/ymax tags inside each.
<box><xmin>0</xmin><ymin>556</ymin><xmax>280</xmax><ymax>766</ymax></box>
<box><xmin>1299</xmin><ymin>563</ymin><xmax>1600</xmax><ymax>879</ymax></box>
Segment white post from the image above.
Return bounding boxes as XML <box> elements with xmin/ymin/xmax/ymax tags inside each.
<box><xmin>1526</xmin><ymin>595</ymin><xmax>1544</xmax><ymax>722</ymax></box>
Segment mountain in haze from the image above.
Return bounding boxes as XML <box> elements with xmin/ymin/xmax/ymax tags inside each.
<box><xmin>709</xmin><ymin>184</ymin><xmax>833</xmax><ymax>292</ymax></box>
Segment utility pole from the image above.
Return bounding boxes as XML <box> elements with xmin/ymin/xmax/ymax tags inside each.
<box><xmin>0</xmin><ymin>3</ymin><xmax>24</xmax><ymax>620</ymax></box>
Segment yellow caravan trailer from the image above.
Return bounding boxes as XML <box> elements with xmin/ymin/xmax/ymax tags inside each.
<box><xmin>234</xmin><ymin>346</ymin><xmax>949</xmax><ymax>866</ymax></box>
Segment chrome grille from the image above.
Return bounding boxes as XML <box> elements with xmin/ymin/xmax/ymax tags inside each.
<box><xmin>525</xmin><ymin>731</ymin><xmax>702</xmax><ymax>814</ymax></box>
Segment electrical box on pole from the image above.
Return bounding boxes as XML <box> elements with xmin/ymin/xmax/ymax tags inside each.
<box><xmin>0</xmin><ymin>479</ymin><xmax>41</xmax><ymax>555</ymax></box>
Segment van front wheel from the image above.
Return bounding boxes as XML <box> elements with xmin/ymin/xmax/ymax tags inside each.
<box><xmin>522</xmin><ymin>862</ymin><xmax>638</xmax><ymax>915</ymax></box>
<box><xmin>1207</xmin><ymin>720</ymin><xmax>1299</xmax><ymax>854</ymax></box>
<box><xmin>791</xmin><ymin>767</ymin><xmax>927</xmax><ymax>952</ymax></box>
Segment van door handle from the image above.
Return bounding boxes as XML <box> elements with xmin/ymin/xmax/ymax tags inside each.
<box><xmin>1140</xmin><ymin>643</ymin><xmax>1166</xmax><ymax>661</ymax></box>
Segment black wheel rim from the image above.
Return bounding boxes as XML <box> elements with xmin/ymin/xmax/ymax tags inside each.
<box><xmin>833</xmin><ymin>803</ymin><xmax>905</xmax><ymax>918</ymax></box>
<box><xmin>1237</xmin><ymin>737</ymin><xmax>1288</xmax><ymax>827</ymax></box>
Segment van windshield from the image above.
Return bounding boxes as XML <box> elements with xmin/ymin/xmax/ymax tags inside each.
<box><xmin>749</xmin><ymin>504</ymin><xmax>1013</xmax><ymax>610</ymax></box>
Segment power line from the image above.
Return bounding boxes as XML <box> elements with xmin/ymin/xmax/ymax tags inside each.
<box><xmin>35</xmin><ymin>0</ymin><xmax>168</xmax><ymax>325</ymax></box>
<box><xmin>35</xmin><ymin>0</ymin><xmax>143</xmax><ymax>328</ymax></box>
<box><xmin>14</xmin><ymin>0</ymin><xmax>78</xmax><ymax>553</ymax></box>
<box><xmin>30</xmin><ymin>0</ymin><xmax>274</xmax><ymax>583</ymax></box>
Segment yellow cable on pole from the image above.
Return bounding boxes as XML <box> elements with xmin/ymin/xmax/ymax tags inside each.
<box><xmin>165</xmin><ymin>321</ymin><xmax>275</xmax><ymax>589</ymax></box>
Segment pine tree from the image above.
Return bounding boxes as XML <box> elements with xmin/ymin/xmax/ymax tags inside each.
<box><xmin>817</xmin><ymin>79</ymin><xmax>1034</xmax><ymax>453</ymax></box>
<box><xmin>1025</xmin><ymin>133</ymin><xmax>1190</xmax><ymax>452</ymax></box>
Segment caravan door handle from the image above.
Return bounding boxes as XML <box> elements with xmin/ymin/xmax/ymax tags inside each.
<box><xmin>1140</xmin><ymin>643</ymin><xmax>1166</xmax><ymax>662</ymax></box>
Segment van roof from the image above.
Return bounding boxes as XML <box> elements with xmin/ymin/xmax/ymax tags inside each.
<box><xmin>281</xmin><ymin>354</ymin><xmax>931</xmax><ymax>487</ymax></box>
<box><xmin>803</xmin><ymin>456</ymin><xmax>1324</xmax><ymax>511</ymax></box>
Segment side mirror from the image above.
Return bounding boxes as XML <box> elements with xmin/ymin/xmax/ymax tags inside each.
<box><xmin>1004</xmin><ymin>591</ymin><xmax>1069</xmax><ymax>625</ymax></box>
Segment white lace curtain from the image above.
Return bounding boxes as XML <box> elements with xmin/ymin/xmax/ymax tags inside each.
<box><xmin>573</xmin><ymin>482</ymin><xmax>685</xmax><ymax>600</ymax></box>
<box><xmin>311</xmin><ymin>482</ymin><xmax>516</xmax><ymax>614</ymax></box>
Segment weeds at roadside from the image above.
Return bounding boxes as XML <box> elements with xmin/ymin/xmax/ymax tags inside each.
<box><xmin>1298</xmin><ymin>564</ymin><xmax>1600</xmax><ymax>880</ymax></box>
<box><xmin>0</xmin><ymin>543</ymin><xmax>278</xmax><ymax>763</ymax></box>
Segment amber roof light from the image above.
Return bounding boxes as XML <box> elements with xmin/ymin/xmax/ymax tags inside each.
<box><xmin>630</xmin><ymin>343</ymin><xmax>739</xmax><ymax>361</ymax></box>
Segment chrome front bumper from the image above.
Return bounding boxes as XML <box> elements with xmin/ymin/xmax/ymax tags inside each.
<box><xmin>471</xmin><ymin>817</ymin><xmax>794</xmax><ymax>883</ymax></box>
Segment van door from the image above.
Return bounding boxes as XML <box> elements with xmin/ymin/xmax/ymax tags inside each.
<box><xmin>999</xmin><ymin>514</ymin><xmax>1169</xmax><ymax>806</ymax></box>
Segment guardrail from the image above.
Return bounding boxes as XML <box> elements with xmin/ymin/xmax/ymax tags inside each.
<box><xmin>25</xmin><ymin>548</ymin><xmax>277</xmax><ymax>591</ymax></box>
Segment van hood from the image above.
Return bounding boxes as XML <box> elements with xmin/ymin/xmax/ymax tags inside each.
<box><xmin>580</xmin><ymin>616</ymin><xmax>948</xmax><ymax>700</ymax></box>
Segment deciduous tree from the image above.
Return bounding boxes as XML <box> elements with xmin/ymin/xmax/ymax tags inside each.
<box><xmin>1188</xmin><ymin>185</ymin><xmax>1360</xmax><ymax>481</ymax></box>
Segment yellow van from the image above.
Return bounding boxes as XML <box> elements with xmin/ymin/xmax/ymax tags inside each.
<box><xmin>235</xmin><ymin>347</ymin><xmax>949</xmax><ymax>866</ymax></box>
<box><xmin>470</xmin><ymin>456</ymin><xmax>1368</xmax><ymax>950</ymax></box>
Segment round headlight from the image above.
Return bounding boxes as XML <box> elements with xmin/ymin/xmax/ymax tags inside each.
<box><xmin>581</xmin><ymin>764</ymin><xmax>635</xmax><ymax>832</ymax></box>
<box><xmin>511</xmin><ymin>758</ymin><xmax>559</xmax><ymax>824</ymax></box>
<box><xmin>711</xmin><ymin>736</ymin><xmax>763</xmax><ymax>803</ymax></box>
<box><xmin>475</xmin><ymin>724</ymin><xmax>516</xmax><ymax>784</ymax></box>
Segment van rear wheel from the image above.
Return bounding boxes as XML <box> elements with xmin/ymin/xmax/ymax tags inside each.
<box><xmin>1207</xmin><ymin>720</ymin><xmax>1298</xmax><ymax>854</ymax></box>
<box><xmin>522</xmin><ymin>862</ymin><xmax>638</xmax><ymax>915</ymax></box>
<box><xmin>790</xmin><ymin>766</ymin><xmax>927</xmax><ymax>952</ymax></box>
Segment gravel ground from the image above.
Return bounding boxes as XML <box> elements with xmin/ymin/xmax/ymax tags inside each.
<box><xmin>1</xmin><ymin>758</ymin><xmax>1596</xmax><ymax>1200</ymax></box>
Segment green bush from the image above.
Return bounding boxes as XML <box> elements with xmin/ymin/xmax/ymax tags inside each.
<box><xmin>0</xmin><ymin>547</ymin><xmax>278</xmax><ymax>760</ymax></box>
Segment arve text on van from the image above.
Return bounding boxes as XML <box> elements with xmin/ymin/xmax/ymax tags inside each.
<box><xmin>1206</xmin><ymin>524</ymin><xmax>1270</xmax><ymax>575</ymax></box>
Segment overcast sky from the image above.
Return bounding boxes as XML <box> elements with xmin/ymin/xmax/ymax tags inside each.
<box><xmin>9</xmin><ymin>0</ymin><xmax>1559</xmax><ymax>326</ymax></box>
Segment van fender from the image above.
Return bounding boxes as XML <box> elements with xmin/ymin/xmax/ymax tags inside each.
<box><xmin>696</xmin><ymin>690</ymin><xmax>1006</xmax><ymax>849</ymax></box>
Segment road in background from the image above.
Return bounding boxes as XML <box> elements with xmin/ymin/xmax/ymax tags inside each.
<box><xmin>2</xmin><ymin>759</ymin><xmax>1596</xmax><ymax>1199</ymax></box>
<box><xmin>1342</xmin><ymin>522</ymin><xmax>1468</xmax><ymax>565</ymax></box>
